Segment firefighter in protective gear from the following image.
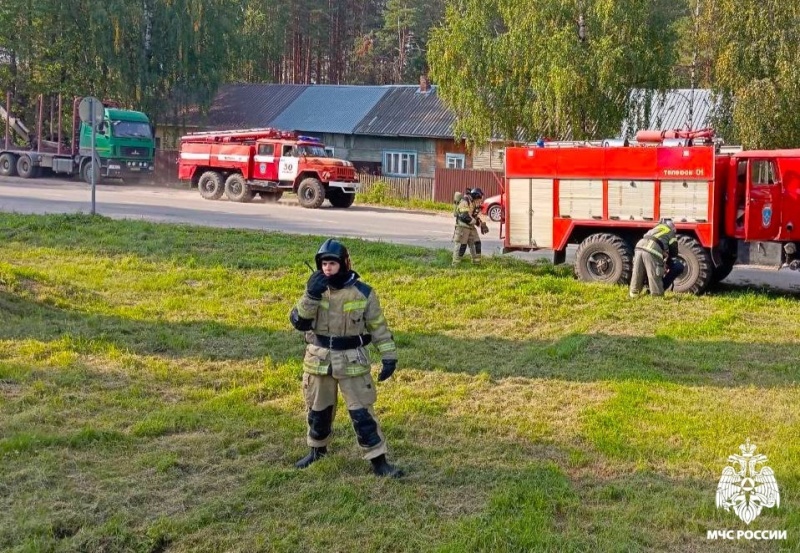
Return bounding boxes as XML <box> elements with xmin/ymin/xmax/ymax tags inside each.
<box><xmin>629</xmin><ymin>219</ymin><xmax>682</xmax><ymax>297</ymax></box>
<box><xmin>453</xmin><ymin>187</ymin><xmax>487</xmax><ymax>265</ymax></box>
<box><xmin>289</xmin><ymin>239</ymin><xmax>403</xmax><ymax>478</ymax></box>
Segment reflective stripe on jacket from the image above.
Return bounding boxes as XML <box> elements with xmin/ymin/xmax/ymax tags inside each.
<box><xmin>294</xmin><ymin>273</ymin><xmax>397</xmax><ymax>376</ymax></box>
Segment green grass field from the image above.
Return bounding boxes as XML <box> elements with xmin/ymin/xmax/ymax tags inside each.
<box><xmin>1</xmin><ymin>213</ymin><xmax>798</xmax><ymax>552</ymax></box>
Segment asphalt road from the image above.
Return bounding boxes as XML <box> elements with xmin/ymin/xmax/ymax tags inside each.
<box><xmin>2</xmin><ymin>176</ymin><xmax>799</xmax><ymax>293</ymax></box>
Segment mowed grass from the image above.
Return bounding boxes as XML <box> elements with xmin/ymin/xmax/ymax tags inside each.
<box><xmin>1</xmin><ymin>213</ymin><xmax>799</xmax><ymax>552</ymax></box>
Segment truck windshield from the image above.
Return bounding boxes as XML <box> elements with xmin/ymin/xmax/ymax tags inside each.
<box><xmin>111</xmin><ymin>121</ymin><xmax>152</xmax><ymax>139</ymax></box>
<box><xmin>297</xmin><ymin>144</ymin><xmax>328</xmax><ymax>157</ymax></box>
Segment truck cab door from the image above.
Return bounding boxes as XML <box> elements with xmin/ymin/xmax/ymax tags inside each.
<box><xmin>744</xmin><ymin>158</ymin><xmax>782</xmax><ymax>241</ymax></box>
<box><xmin>253</xmin><ymin>142</ymin><xmax>278</xmax><ymax>181</ymax></box>
<box><xmin>278</xmin><ymin>144</ymin><xmax>299</xmax><ymax>183</ymax></box>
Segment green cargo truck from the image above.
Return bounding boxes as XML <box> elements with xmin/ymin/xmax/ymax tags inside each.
<box><xmin>0</xmin><ymin>93</ymin><xmax>155</xmax><ymax>184</ymax></box>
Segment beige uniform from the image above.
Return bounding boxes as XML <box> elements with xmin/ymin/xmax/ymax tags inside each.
<box><xmin>292</xmin><ymin>273</ymin><xmax>396</xmax><ymax>459</ymax></box>
<box><xmin>453</xmin><ymin>197</ymin><xmax>482</xmax><ymax>264</ymax></box>
<box><xmin>630</xmin><ymin>223</ymin><xmax>678</xmax><ymax>297</ymax></box>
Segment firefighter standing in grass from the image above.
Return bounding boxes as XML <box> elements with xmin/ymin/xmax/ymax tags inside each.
<box><xmin>453</xmin><ymin>187</ymin><xmax>489</xmax><ymax>265</ymax></box>
<box><xmin>289</xmin><ymin>239</ymin><xmax>403</xmax><ymax>478</ymax></box>
<box><xmin>629</xmin><ymin>219</ymin><xmax>684</xmax><ymax>297</ymax></box>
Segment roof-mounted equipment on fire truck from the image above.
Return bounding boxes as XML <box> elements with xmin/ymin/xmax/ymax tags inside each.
<box><xmin>180</xmin><ymin>127</ymin><xmax>298</xmax><ymax>144</ymax></box>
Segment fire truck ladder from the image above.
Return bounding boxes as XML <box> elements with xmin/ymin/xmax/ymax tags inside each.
<box><xmin>181</xmin><ymin>127</ymin><xmax>296</xmax><ymax>143</ymax></box>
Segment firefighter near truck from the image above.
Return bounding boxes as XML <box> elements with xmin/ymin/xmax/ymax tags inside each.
<box><xmin>178</xmin><ymin>128</ymin><xmax>359</xmax><ymax>209</ymax></box>
<box><xmin>1</xmin><ymin>92</ymin><xmax>155</xmax><ymax>183</ymax></box>
<box><xmin>502</xmin><ymin>129</ymin><xmax>800</xmax><ymax>294</ymax></box>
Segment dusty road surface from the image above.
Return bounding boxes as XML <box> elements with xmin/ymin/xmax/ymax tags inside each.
<box><xmin>2</xmin><ymin>176</ymin><xmax>799</xmax><ymax>293</ymax></box>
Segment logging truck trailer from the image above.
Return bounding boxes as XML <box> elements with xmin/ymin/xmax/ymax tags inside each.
<box><xmin>178</xmin><ymin>127</ymin><xmax>359</xmax><ymax>209</ymax></box>
<box><xmin>0</xmin><ymin>92</ymin><xmax>155</xmax><ymax>184</ymax></box>
<box><xmin>502</xmin><ymin>129</ymin><xmax>800</xmax><ymax>294</ymax></box>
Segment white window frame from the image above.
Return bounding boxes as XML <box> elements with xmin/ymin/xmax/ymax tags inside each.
<box><xmin>383</xmin><ymin>151</ymin><xmax>417</xmax><ymax>177</ymax></box>
<box><xmin>445</xmin><ymin>153</ymin><xmax>466</xmax><ymax>169</ymax></box>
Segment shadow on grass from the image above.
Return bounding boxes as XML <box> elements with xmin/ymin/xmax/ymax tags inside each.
<box><xmin>1</xmin><ymin>289</ymin><xmax>797</xmax><ymax>388</ymax></box>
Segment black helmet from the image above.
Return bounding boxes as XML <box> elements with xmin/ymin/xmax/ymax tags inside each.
<box><xmin>469</xmin><ymin>187</ymin><xmax>484</xmax><ymax>199</ymax></box>
<box><xmin>315</xmin><ymin>239</ymin><xmax>351</xmax><ymax>271</ymax></box>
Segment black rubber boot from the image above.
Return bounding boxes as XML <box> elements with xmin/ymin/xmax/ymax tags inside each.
<box><xmin>294</xmin><ymin>446</ymin><xmax>327</xmax><ymax>469</ymax></box>
<box><xmin>370</xmin><ymin>454</ymin><xmax>404</xmax><ymax>478</ymax></box>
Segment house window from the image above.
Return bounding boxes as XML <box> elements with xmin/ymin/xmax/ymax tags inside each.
<box><xmin>445</xmin><ymin>153</ymin><xmax>465</xmax><ymax>169</ymax></box>
<box><xmin>383</xmin><ymin>151</ymin><xmax>417</xmax><ymax>176</ymax></box>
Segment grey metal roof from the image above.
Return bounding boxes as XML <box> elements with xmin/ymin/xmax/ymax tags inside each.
<box><xmin>204</xmin><ymin>84</ymin><xmax>309</xmax><ymax>129</ymax></box>
<box><xmin>353</xmin><ymin>85</ymin><xmax>456</xmax><ymax>138</ymax></box>
<box><xmin>268</xmin><ymin>86</ymin><xmax>389</xmax><ymax>134</ymax></box>
<box><xmin>622</xmin><ymin>88</ymin><xmax>715</xmax><ymax>138</ymax></box>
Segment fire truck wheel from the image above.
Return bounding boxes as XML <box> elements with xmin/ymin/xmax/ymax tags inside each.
<box><xmin>672</xmin><ymin>235</ymin><xmax>713</xmax><ymax>294</ymax></box>
<box><xmin>327</xmin><ymin>188</ymin><xmax>356</xmax><ymax>208</ymax></box>
<box><xmin>17</xmin><ymin>155</ymin><xmax>40</xmax><ymax>179</ymax></box>
<box><xmin>297</xmin><ymin>177</ymin><xmax>326</xmax><ymax>209</ymax></box>
<box><xmin>710</xmin><ymin>252</ymin><xmax>737</xmax><ymax>284</ymax></box>
<box><xmin>197</xmin><ymin>171</ymin><xmax>224</xmax><ymax>200</ymax></box>
<box><xmin>224</xmin><ymin>173</ymin><xmax>254</xmax><ymax>202</ymax></box>
<box><xmin>0</xmin><ymin>153</ymin><xmax>17</xmax><ymax>177</ymax></box>
<box><xmin>574</xmin><ymin>233</ymin><xmax>633</xmax><ymax>285</ymax></box>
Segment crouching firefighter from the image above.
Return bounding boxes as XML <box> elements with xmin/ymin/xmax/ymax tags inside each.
<box><xmin>289</xmin><ymin>238</ymin><xmax>403</xmax><ymax>478</ymax></box>
<box><xmin>453</xmin><ymin>187</ymin><xmax>488</xmax><ymax>265</ymax></box>
<box><xmin>629</xmin><ymin>219</ymin><xmax>685</xmax><ymax>297</ymax></box>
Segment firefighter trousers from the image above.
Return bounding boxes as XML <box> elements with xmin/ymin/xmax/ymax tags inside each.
<box><xmin>302</xmin><ymin>372</ymin><xmax>387</xmax><ymax>460</ymax></box>
<box><xmin>452</xmin><ymin>226</ymin><xmax>481</xmax><ymax>264</ymax></box>
<box><xmin>630</xmin><ymin>249</ymin><xmax>665</xmax><ymax>296</ymax></box>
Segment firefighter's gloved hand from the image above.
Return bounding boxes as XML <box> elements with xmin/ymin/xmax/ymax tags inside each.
<box><xmin>378</xmin><ymin>359</ymin><xmax>397</xmax><ymax>382</ymax></box>
<box><xmin>305</xmin><ymin>271</ymin><xmax>328</xmax><ymax>300</ymax></box>
<box><xmin>480</xmin><ymin>221</ymin><xmax>489</xmax><ymax>235</ymax></box>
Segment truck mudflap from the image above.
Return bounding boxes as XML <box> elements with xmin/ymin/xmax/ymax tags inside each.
<box><xmin>327</xmin><ymin>180</ymin><xmax>359</xmax><ymax>193</ymax></box>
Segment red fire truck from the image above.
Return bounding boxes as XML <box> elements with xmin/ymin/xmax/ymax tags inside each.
<box><xmin>502</xmin><ymin>129</ymin><xmax>800</xmax><ymax>293</ymax></box>
<box><xmin>178</xmin><ymin>128</ymin><xmax>359</xmax><ymax>209</ymax></box>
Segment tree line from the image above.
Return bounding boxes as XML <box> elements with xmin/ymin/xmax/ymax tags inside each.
<box><xmin>1</xmin><ymin>0</ymin><xmax>798</xmax><ymax>148</ymax></box>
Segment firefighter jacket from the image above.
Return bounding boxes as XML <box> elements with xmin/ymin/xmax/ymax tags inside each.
<box><xmin>455</xmin><ymin>197</ymin><xmax>480</xmax><ymax>229</ymax></box>
<box><xmin>635</xmin><ymin>223</ymin><xmax>678</xmax><ymax>261</ymax></box>
<box><xmin>291</xmin><ymin>271</ymin><xmax>397</xmax><ymax>377</ymax></box>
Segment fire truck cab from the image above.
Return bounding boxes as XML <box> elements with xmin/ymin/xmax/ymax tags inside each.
<box><xmin>178</xmin><ymin>128</ymin><xmax>359</xmax><ymax>209</ymax></box>
<box><xmin>503</xmin><ymin>129</ymin><xmax>800</xmax><ymax>294</ymax></box>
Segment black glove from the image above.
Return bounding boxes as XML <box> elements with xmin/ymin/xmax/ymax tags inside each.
<box><xmin>378</xmin><ymin>359</ymin><xmax>397</xmax><ymax>382</ymax></box>
<box><xmin>480</xmin><ymin>221</ymin><xmax>489</xmax><ymax>235</ymax></box>
<box><xmin>305</xmin><ymin>270</ymin><xmax>328</xmax><ymax>300</ymax></box>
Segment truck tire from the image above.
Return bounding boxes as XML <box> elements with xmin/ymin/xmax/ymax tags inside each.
<box><xmin>574</xmin><ymin>233</ymin><xmax>633</xmax><ymax>285</ymax></box>
<box><xmin>0</xmin><ymin>153</ymin><xmax>17</xmax><ymax>177</ymax></box>
<box><xmin>672</xmin><ymin>235</ymin><xmax>713</xmax><ymax>294</ymax></box>
<box><xmin>224</xmin><ymin>173</ymin><xmax>254</xmax><ymax>202</ymax></box>
<box><xmin>17</xmin><ymin>155</ymin><xmax>40</xmax><ymax>179</ymax></box>
<box><xmin>81</xmin><ymin>160</ymin><xmax>101</xmax><ymax>184</ymax></box>
<box><xmin>711</xmin><ymin>252</ymin><xmax>737</xmax><ymax>284</ymax></box>
<box><xmin>198</xmin><ymin>171</ymin><xmax>224</xmax><ymax>200</ymax></box>
<box><xmin>259</xmin><ymin>191</ymin><xmax>283</xmax><ymax>202</ymax></box>
<box><xmin>327</xmin><ymin>188</ymin><xmax>356</xmax><ymax>208</ymax></box>
<box><xmin>297</xmin><ymin>177</ymin><xmax>326</xmax><ymax>209</ymax></box>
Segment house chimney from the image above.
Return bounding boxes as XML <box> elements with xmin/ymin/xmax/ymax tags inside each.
<box><xmin>419</xmin><ymin>75</ymin><xmax>430</xmax><ymax>93</ymax></box>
